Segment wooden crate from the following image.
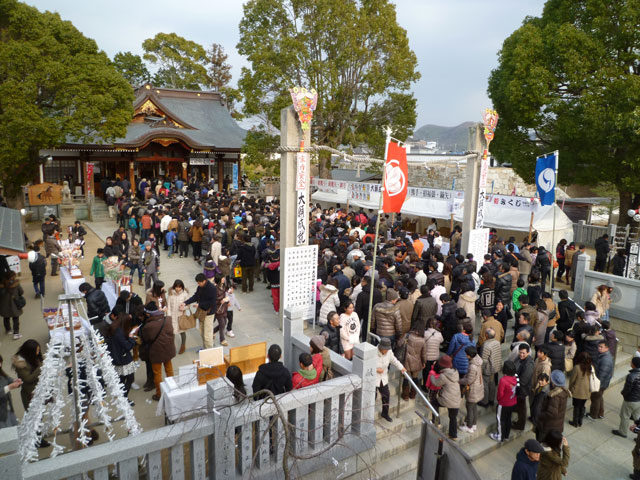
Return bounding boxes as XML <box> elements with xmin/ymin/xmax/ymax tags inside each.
<box><xmin>224</xmin><ymin>341</ymin><xmax>267</xmax><ymax>376</ymax></box>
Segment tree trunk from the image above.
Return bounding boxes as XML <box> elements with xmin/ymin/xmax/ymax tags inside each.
<box><xmin>618</xmin><ymin>189</ymin><xmax>632</xmax><ymax>227</ymax></box>
<box><xmin>317</xmin><ymin>150</ymin><xmax>331</xmax><ymax>178</ymax></box>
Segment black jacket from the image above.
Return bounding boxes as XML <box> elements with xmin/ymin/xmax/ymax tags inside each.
<box><xmin>535</xmin><ymin>251</ymin><xmax>551</xmax><ymax>272</ymax></box>
<box><xmin>85</xmin><ymin>287</ymin><xmax>111</xmax><ymax>322</ymax></box>
<box><xmin>515</xmin><ymin>355</ymin><xmax>534</xmax><ymax>397</ymax></box>
<box><xmin>438</xmin><ymin>301</ymin><xmax>458</xmax><ymax>343</ymax></box>
<box><xmin>594</xmin><ymin>236</ymin><xmax>610</xmax><ymax>258</ymax></box>
<box><xmin>115</xmin><ymin>293</ymin><xmax>143</xmax><ymax>315</ymax></box>
<box><xmin>622</xmin><ymin>368</ymin><xmax>640</xmax><ymax>402</ymax></box>
<box><xmin>557</xmin><ymin>299</ymin><xmax>576</xmax><ymax>333</ymax></box>
<box><xmin>238</xmin><ymin>243</ymin><xmax>257</xmax><ymax>267</ymax></box>
<box><xmin>547</xmin><ymin>341</ymin><xmax>565</xmax><ymax>372</ymax></box>
<box><xmin>252</xmin><ymin>362</ymin><xmax>292</xmax><ymax>399</ymax></box>
<box><xmin>185</xmin><ymin>281</ymin><xmax>218</xmax><ymax>315</ymax></box>
<box><xmin>494</xmin><ymin>272</ymin><xmax>512</xmax><ymax>305</ymax></box>
<box><xmin>29</xmin><ymin>254</ymin><xmax>47</xmax><ymax>280</ymax></box>
<box><xmin>355</xmin><ymin>285</ymin><xmax>382</xmax><ymax>323</ymax></box>
<box><xmin>612</xmin><ymin>254</ymin><xmax>626</xmax><ymax>276</ymax></box>
<box><xmin>105</xmin><ymin>328</ymin><xmax>136</xmax><ymax>366</ymax></box>
<box><xmin>320</xmin><ymin>323</ymin><xmax>344</xmax><ymax>355</ymax></box>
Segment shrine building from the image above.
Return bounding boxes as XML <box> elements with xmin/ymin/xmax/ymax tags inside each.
<box><xmin>39</xmin><ymin>84</ymin><xmax>246</xmax><ymax>196</ymax></box>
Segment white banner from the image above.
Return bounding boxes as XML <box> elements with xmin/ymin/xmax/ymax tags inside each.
<box><xmin>486</xmin><ymin>194</ymin><xmax>536</xmax><ymax>212</ymax></box>
<box><xmin>467</xmin><ymin>228</ymin><xmax>490</xmax><ymax>264</ymax></box>
<box><xmin>283</xmin><ymin>245</ymin><xmax>318</xmax><ymax>320</ymax></box>
<box><xmin>7</xmin><ymin>256</ymin><xmax>20</xmax><ymax>274</ymax></box>
<box><xmin>296</xmin><ymin>190</ymin><xmax>308</xmax><ymax>246</ymax></box>
<box><xmin>311</xmin><ymin>177</ymin><xmax>348</xmax><ymax>191</ymax></box>
<box><xmin>296</xmin><ymin>152</ymin><xmax>308</xmax><ymax>191</ymax></box>
<box><xmin>407</xmin><ymin>186</ymin><xmax>464</xmax><ymax>201</ymax></box>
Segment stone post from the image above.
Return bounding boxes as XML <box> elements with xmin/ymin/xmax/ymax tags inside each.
<box><xmin>283</xmin><ymin>307</ymin><xmax>305</xmax><ymax>372</ymax></box>
<box><xmin>461</xmin><ymin>123</ymin><xmax>484</xmax><ymax>255</ymax></box>
<box><xmin>574</xmin><ymin>253</ymin><xmax>591</xmax><ymax>304</ymax></box>
<box><xmin>207</xmin><ymin>378</ymin><xmax>235</xmax><ymax>479</ymax></box>
<box><xmin>0</xmin><ymin>427</ymin><xmax>22</xmax><ymax>480</ymax></box>
<box><xmin>350</xmin><ymin>342</ymin><xmax>378</xmax><ymax>435</ymax></box>
<box><xmin>577</xmin><ymin>220</ymin><xmax>585</xmax><ymax>245</ymax></box>
<box><xmin>279</xmin><ymin>105</ymin><xmax>311</xmax><ymax>329</ymax></box>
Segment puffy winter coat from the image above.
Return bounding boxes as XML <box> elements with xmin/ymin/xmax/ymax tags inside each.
<box><xmin>29</xmin><ymin>254</ymin><xmax>47</xmax><ymax>280</ymax></box>
<box><xmin>537</xmin><ymin>445</ymin><xmax>570</xmax><ymax>480</ymax></box>
<box><xmin>531</xmin><ymin>357</ymin><xmax>551</xmax><ymax>394</ymax></box>
<box><xmin>538</xmin><ymin>386</ymin><xmax>570</xmax><ymax>434</ymax></box>
<box><xmin>371</xmin><ymin>301</ymin><xmax>403</xmax><ymax>338</ymax></box>
<box><xmin>12</xmin><ymin>355</ymin><xmax>40</xmax><ymax>409</ymax></box>
<box><xmin>292</xmin><ymin>353</ymin><xmax>323</xmax><ymax>390</ymax></box>
<box><xmin>402</xmin><ymin>331</ymin><xmax>428</xmax><ymax>374</ymax></box>
<box><xmin>447</xmin><ymin>333</ymin><xmax>474</xmax><ymax>375</ymax></box>
<box><xmin>594</xmin><ymin>351</ymin><xmax>614</xmax><ymax>389</ymax></box>
<box><xmin>0</xmin><ymin>279</ymin><xmax>23</xmax><ymax>318</ymax></box>
<box><xmin>459</xmin><ymin>354</ymin><xmax>484</xmax><ymax>403</ymax></box>
<box><xmin>84</xmin><ymin>287</ymin><xmax>110</xmax><ymax>321</ymax></box>
<box><xmin>621</xmin><ymin>368</ymin><xmax>640</xmax><ymax>402</ymax></box>
<box><xmin>481</xmin><ymin>339</ymin><xmax>502</xmax><ymax>375</ymax></box>
<box><xmin>177</xmin><ymin>221</ymin><xmax>191</xmax><ymax>242</ymax></box>
<box><xmin>320</xmin><ymin>323</ymin><xmax>344</xmax><ymax>355</ymax></box>
<box><xmin>318</xmin><ymin>285</ymin><xmax>340</xmax><ymax>326</ymax></box>
<box><xmin>430</xmin><ymin>368</ymin><xmax>460</xmax><ymax>408</ymax></box>
<box><xmin>411</xmin><ymin>295</ymin><xmax>438</xmax><ymax>325</ymax></box>
<box><xmin>252</xmin><ymin>361</ymin><xmax>292</xmax><ymax>398</ymax></box>
<box><xmin>424</xmin><ymin>328</ymin><xmax>444</xmax><ymax>361</ymax></box>
<box><xmin>495</xmin><ymin>272</ymin><xmax>512</xmax><ymax>305</ymax></box>
<box><xmin>456</xmin><ymin>290</ymin><xmax>476</xmax><ymax>320</ymax></box>
<box><xmin>547</xmin><ymin>341</ymin><xmax>565</xmax><ymax>372</ymax></box>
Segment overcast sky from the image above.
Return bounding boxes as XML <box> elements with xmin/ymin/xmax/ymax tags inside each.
<box><xmin>24</xmin><ymin>0</ymin><xmax>546</xmax><ymax>128</ymax></box>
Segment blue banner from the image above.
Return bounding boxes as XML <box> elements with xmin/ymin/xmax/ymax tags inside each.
<box><xmin>535</xmin><ymin>153</ymin><xmax>557</xmax><ymax>206</ymax></box>
<box><xmin>232</xmin><ymin>163</ymin><xmax>238</xmax><ymax>190</ymax></box>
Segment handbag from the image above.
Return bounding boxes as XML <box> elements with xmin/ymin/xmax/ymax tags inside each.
<box><xmin>139</xmin><ymin>317</ymin><xmax>166</xmax><ymax>362</ymax></box>
<box><xmin>234</xmin><ymin>266</ymin><xmax>242</xmax><ymax>278</ymax></box>
<box><xmin>393</xmin><ymin>333</ymin><xmax>410</xmax><ymax>363</ymax></box>
<box><xmin>589</xmin><ymin>365</ymin><xmax>601</xmax><ymax>393</ymax></box>
<box><xmin>178</xmin><ymin>307</ymin><xmax>196</xmax><ymax>331</ymax></box>
<box><xmin>564</xmin><ymin>356</ymin><xmax>573</xmax><ymax>373</ymax></box>
<box><xmin>13</xmin><ymin>295</ymin><xmax>26</xmax><ymax>310</ymax></box>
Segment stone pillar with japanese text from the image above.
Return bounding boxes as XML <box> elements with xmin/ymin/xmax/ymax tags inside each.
<box><xmin>279</xmin><ymin>105</ymin><xmax>311</xmax><ymax>328</ymax></box>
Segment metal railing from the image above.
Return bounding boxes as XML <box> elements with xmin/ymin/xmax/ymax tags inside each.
<box><xmin>367</xmin><ymin>332</ymin><xmax>439</xmax><ymax>419</ymax></box>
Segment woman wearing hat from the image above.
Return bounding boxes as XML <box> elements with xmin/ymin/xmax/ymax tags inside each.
<box><xmin>376</xmin><ymin>337</ymin><xmax>406</xmax><ymax>422</ymax></box>
<box><xmin>429</xmin><ymin>354</ymin><xmax>461</xmax><ymax>440</ymax></box>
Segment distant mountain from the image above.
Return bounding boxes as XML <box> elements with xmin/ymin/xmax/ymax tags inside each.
<box><xmin>412</xmin><ymin>121</ymin><xmax>475</xmax><ymax>152</ymax></box>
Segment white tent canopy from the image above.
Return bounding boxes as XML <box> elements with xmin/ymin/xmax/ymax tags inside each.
<box><xmin>311</xmin><ymin>187</ymin><xmax>574</xmax><ymax>251</ymax></box>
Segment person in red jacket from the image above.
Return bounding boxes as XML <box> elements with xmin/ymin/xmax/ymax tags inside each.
<box><xmin>490</xmin><ymin>360</ymin><xmax>518</xmax><ymax>442</ymax></box>
<box><xmin>292</xmin><ymin>352</ymin><xmax>323</xmax><ymax>389</ymax></box>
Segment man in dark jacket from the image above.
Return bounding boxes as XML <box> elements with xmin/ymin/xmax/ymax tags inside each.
<box><xmin>510</xmin><ymin>439</ymin><xmax>544</xmax><ymax>480</ymax></box>
<box><xmin>115</xmin><ymin>290</ymin><xmax>143</xmax><ymax>316</ymax></box>
<box><xmin>411</xmin><ymin>285</ymin><xmax>437</xmax><ymax>328</ymax></box>
<box><xmin>252</xmin><ymin>344</ymin><xmax>292</xmax><ymax>399</ymax></box>
<box><xmin>546</xmin><ymin>330</ymin><xmax>566</xmax><ymax>372</ymax></box>
<box><xmin>355</xmin><ymin>276</ymin><xmax>382</xmax><ymax>341</ymax></box>
<box><xmin>513</xmin><ymin>343</ymin><xmax>535</xmax><ymax>430</ymax></box>
<box><xmin>594</xmin><ymin>234</ymin><xmax>610</xmax><ymax>272</ymax></box>
<box><xmin>140</xmin><ymin>301</ymin><xmax>175</xmax><ymax>400</ymax></box>
<box><xmin>183</xmin><ymin>273</ymin><xmax>218</xmax><ymax>349</ymax></box>
<box><xmin>28</xmin><ymin>246</ymin><xmax>47</xmax><ymax>299</ymax></box>
<box><xmin>320</xmin><ymin>312</ymin><xmax>344</xmax><ymax>355</ymax></box>
<box><xmin>495</xmin><ymin>262</ymin><xmax>512</xmax><ymax>309</ymax></box>
<box><xmin>79</xmin><ymin>282</ymin><xmax>110</xmax><ymax>325</ymax></box>
<box><xmin>556</xmin><ymin>290</ymin><xmax>576</xmax><ymax>333</ymax></box>
<box><xmin>613</xmin><ymin>357</ymin><xmax>640</xmax><ymax>438</ymax></box>
<box><xmin>536</xmin><ymin>370</ymin><xmax>570</xmax><ymax>440</ymax></box>
<box><xmin>438</xmin><ymin>294</ymin><xmax>458</xmax><ymax>344</ymax></box>
<box><xmin>588</xmin><ymin>340</ymin><xmax>614</xmax><ymax>420</ymax></box>
<box><xmin>238</xmin><ymin>234</ymin><xmax>257</xmax><ymax>293</ymax></box>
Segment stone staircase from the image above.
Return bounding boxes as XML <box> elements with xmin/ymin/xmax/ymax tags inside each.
<box><xmin>345</xmin><ymin>330</ymin><xmax>633</xmax><ymax>479</ymax></box>
<box><xmin>90</xmin><ymin>202</ymin><xmax>112</xmax><ymax>221</ymax></box>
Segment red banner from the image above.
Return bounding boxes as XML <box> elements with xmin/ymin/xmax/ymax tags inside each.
<box><xmin>382</xmin><ymin>141</ymin><xmax>408</xmax><ymax>213</ymax></box>
<box><xmin>86</xmin><ymin>163</ymin><xmax>94</xmax><ymax>193</ymax></box>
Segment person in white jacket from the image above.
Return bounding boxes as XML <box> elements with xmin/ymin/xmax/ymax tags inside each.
<box><xmin>376</xmin><ymin>337</ymin><xmax>406</xmax><ymax>422</ymax></box>
<box><xmin>318</xmin><ymin>282</ymin><xmax>340</xmax><ymax>326</ymax></box>
<box><xmin>339</xmin><ymin>301</ymin><xmax>361</xmax><ymax>360</ymax></box>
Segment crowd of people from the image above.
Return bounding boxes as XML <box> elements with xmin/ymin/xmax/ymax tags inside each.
<box><xmin>1</xmin><ymin>174</ymin><xmax>638</xmax><ymax>479</ymax></box>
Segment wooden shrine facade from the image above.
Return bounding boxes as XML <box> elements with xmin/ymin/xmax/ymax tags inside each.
<box><xmin>39</xmin><ymin>84</ymin><xmax>246</xmax><ymax>197</ymax></box>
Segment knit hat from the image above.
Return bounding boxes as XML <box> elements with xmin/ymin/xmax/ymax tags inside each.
<box><xmin>550</xmin><ymin>370</ymin><xmax>566</xmax><ymax>387</ymax></box>
<box><xmin>438</xmin><ymin>355</ymin><xmax>453</xmax><ymax>369</ymax></box>
<box><xmin>310</xmin><ymin>335</ymin><xmax>326</xmax><ymax>351</ymax></box>
<box><xmin>386</xmin><ymin>289</ymin><xmax>399</xmax><ymax>301</ymax></box>
<box><xmin>398</xmin><ymin>286</ymin><xmax>409</xmax><ymax>300</ymax></box>
<box><xmin>378</xmin><ymin>337</ymin><xmax>392</xmax><ymax>350</ymax></box>
<box><xmin>144</xmin><ymin>241</ymin><xmax>152</xmax><ymax>247</ymax></box>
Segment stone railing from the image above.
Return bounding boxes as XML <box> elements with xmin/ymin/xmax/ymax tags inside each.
<box><xmin>572</xmin><ymin>220</ymin><xmax>615</xmax><ymax>247</ymax></box>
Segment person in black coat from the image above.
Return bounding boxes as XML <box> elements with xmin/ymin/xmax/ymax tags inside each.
<box><xmin>535</xmin><ymin>246</ymin><xmax>552</xmax><ymax>292</ymax></box>
<box><xmin>320</xmin><ymin>312</ymin><xmax>344</xmax><ymax>355</ymax></box>
<box><xmin>494</xmin><ymin>262</ymin><xmax>513</xmax><ymax>308</ymax></box>
<box><xmin>28</xmin><ymin>247</ymin><xmax>47</xmax><ymax>299</ymax></box>
<box><xmin>252</xmin><ymin>344</ymin><xmax>292</xmax><ymax>399</ymax></box>
<box><xmin>547</xmin><ymin>330</ymin><xmax>566</xmax><ymax>372</ymax></box>
<box><xmin>438</xmin><ymin>294</ymin><xmax>458</xmax><ymax>344</ymax></box>
<box><xmin>115</xmin><ymin>290</ymin><xmax>143</xmax><ymax>316</ymax></box>
<box><xmin>557</xmin><ymin>290</ymin><xmax>577</xmax><ymax>333</ymax></box>
<box><xmin>238</xmin><ymin>235</ymin><xmax>257</xmax><ymax>293</ymax></box>
<box><xmin>594</xmin><ymin>234</ymin><xmax>610</xmax><ymax>272</ymax></box>
<box><xmin>612</xmin><ymin>249</ymin><xmax>626</xmax><ymax>277</ymax></box>
<box><xmin>79</xmin><ymin>282</ymin><xmax>111</xmax><ymax>324</ymax></box>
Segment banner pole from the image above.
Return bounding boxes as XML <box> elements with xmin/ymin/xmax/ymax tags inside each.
<box><xmin>365</xmin><ymin>130</ymin><xmax>391</xmax><ymax>342</ymax></box>
<box><xmin>550</xmin><ymin>150</ymin><xmax>559</xmax><ymax>291</ymax></box>
<box><xmin>528</xmin><ymin>211</ymin><xmax>535</xmax><ymax>243</ymax></box>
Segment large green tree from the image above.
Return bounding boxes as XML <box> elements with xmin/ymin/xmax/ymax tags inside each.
<box><xmin>237</xmin><ymin>0</ymin><xmax>420</xmax><ymax>175</ymax></box>
<box><xmin>488</xmin><ymin>0</ymin><xmax>640</xmax><ymax>225</ymax></box>
<box><xmin>0</xmin><ymin>0</ymin><xmax>133</xmax><ymax>198</ymax></box>
<box><xmin>206</xmin><ymin>43</ymin><xmax>242</xmax><ymax>118</ymax></box>
<box><xmin>112</xmin><ymin>51</ymin><xmax>151</xmax><ymax>86</ymax></box>
<box><xmin>142</xmin><ymin>33</ymin><xmax>209</xmax><ymax>90</ymax></box>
